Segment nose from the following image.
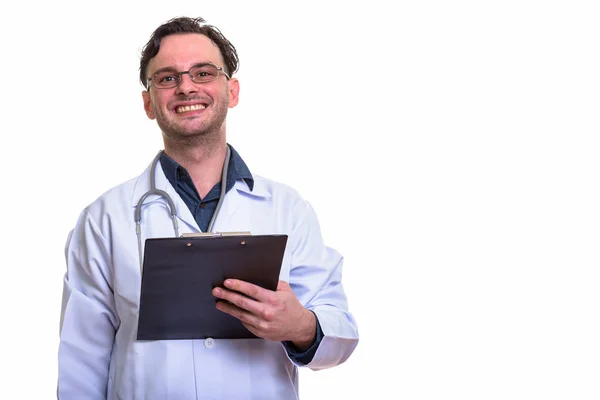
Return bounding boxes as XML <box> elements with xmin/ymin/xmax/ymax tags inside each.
<box><xmin>175</xmin><ymin>72</ymin><xmax>198</xmax><ymax>95</ymax></box>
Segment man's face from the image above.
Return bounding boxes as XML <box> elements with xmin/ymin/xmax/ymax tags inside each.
<box><xmin>142</xmin><ymin>34</ymin><xmax>239</xmax><ymax>141</ymax></box>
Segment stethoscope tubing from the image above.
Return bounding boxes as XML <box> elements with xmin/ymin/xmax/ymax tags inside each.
<box><xmin>134</xmin><ymin>146</ymin><xmax>231</xmax><ymax>271</ymax></box>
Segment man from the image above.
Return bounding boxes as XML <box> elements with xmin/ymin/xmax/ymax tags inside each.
<box><xmin>58</xmin><ymin>16</ymin><xmax>358</xmax><ymax>399</ymax></box>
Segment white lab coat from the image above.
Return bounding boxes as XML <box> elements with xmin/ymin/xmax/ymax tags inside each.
<box><xmin>58</xmin><ymin>158</ymin><xmax>359</xmax><ymax>399</ymax></box>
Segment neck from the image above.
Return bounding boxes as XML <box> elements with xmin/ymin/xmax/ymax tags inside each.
<box><xmin>163</xmin><ymin>139</ymin><xmax>228</xmax><ymax>199</ymax></box>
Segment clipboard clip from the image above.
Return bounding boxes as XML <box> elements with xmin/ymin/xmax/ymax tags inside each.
<box><xmin>181</xmin><ymin>231</ymin><xmax>251</xmax><ymax>238</ymax></box>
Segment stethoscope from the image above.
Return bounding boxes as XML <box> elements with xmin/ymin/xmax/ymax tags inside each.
<box><xmin>134</xmin><ymin>146</ymin><xmax>232</xmax><ymax>271</ymax></box>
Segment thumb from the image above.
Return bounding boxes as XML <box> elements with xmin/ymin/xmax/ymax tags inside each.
<box><xmin>277</xmin><ymin>280</ymin><xmax>292</xmax><ymax>292</ymax></box>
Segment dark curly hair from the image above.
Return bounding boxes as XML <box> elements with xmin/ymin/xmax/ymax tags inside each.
<box><xmin>139</xmin><ymin>16</ymin><xmax>239</xmax><ymax>89</ymax></box>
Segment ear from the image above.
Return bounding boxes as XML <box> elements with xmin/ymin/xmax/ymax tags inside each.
<box><xmin>142</xmin><ymin>90</ymin><xmax>155</xmax><ymax>119</ymax></box>
<box><xmin>227</xmin><ymin>78</ymin><xmax>240</xmax><ymax>108</ymax></box>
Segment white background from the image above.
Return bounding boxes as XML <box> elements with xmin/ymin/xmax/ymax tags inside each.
<box><xmin>2</xmin><ymin>1</ymin><xmax>600</xmax><ymax>399</ymax></box>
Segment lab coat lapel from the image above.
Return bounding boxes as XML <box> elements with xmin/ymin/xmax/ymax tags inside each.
<box><xmin>211</xmin><ymin>179</ymin><xmax>271</xmax><ymax>232</ymax></box>
<box><xmin>211</xmin><ymin>183</ymin><xmax>243</xmax><ymax>232</ymax></box>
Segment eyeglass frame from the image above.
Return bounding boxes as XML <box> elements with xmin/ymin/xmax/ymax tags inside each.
<box><xmin>146</xmin><ymin>62</ymin><xmax>231</xmax><ymax>89</ymax></box>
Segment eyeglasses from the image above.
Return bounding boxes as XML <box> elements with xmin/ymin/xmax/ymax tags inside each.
<box><xmin>147</xmin><ymin>63</ymin><xmax>231</xmax><ymax>89</ymax></box>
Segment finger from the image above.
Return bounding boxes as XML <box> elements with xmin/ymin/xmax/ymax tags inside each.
<box><xmin>212</xmin><ymin>287</ymin><xmax>263</xmax><ymax>316</ymax></box>
<box><xmin>215</xmin><ymin>301</ymin><xmax>260</xmax><ymax>327</ymax></box>
<box><xmin>241</xmin><ymin>321</ymin><xmax>264</xmax><ymax>339</ymax></box>
<box><xmin>223</xmin><ymin>279</ymin><xmax>275</xmax><ymax>303</ymax></box>
<box><xmin>276</xmin><ymin>280</ymin><xmax>292</xmax><ymax>292</ymax></box>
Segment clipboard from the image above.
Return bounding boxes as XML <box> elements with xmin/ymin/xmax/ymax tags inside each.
<box><xmin>136</xmin><ymin>233</ymin><xmax>288</xmax><ymax>340</ymax></box>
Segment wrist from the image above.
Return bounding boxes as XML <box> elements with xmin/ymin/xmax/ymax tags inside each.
<box><xmin>291</xmin><ymin>309</ymin><xmax>316</xmax><ymax>351</ymax></box>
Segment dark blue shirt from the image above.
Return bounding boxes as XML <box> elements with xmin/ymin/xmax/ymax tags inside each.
<box><xmin>160</xmin><ymin>145</ymin><xmax>253</xmax><ymax>232</ymax></box>
<box><xmin>160</xmin><ymin>144</ymin><xmax>323</xmax><ymax>364</ymax></box>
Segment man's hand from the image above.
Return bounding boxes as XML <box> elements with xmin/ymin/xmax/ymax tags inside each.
<box><xmin>212</xmin><ymin>280</ymin><xmax>316</xmax><ymax>350</ymax></box>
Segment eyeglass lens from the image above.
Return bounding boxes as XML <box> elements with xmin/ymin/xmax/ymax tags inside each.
<box><xmin>152</xmin><ymin>64</ymin><xmax>221</xmax><ymax>88</ymax></box>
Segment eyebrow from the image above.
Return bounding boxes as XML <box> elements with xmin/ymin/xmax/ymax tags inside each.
<box><xmin>150</xmin><ymin>62</ymin><xmax>216</xmax><ymax>76</ymax></box>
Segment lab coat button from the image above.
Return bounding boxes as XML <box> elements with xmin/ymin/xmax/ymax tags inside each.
<box><xmin>204</xmin><ymin>337</ymin><xmax>215</xmax><ymax>349</ymax></box>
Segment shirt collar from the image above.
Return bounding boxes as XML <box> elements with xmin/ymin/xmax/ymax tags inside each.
<box><xmin>159</xmin><ymin>144</ymin><xmax>254</xmax><ymax>193</ymax></box>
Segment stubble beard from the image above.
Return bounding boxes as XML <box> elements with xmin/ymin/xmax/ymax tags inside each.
<box><xmin>154</xmin><ymin>97</ymin><xmax>229</xmax><ymax>148</ymax></box>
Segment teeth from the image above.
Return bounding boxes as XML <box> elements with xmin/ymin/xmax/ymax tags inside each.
<box><xmin>176</xmin><ymin>104</ymin><xmax>206</xmax><ymax>113</ymax></box>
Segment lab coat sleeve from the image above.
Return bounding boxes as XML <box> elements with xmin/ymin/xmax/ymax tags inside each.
<box><xmin>287</xmin><ymin>199</ymin><xmax>359</xmax><ymax>370</ymax></box>
<box><xmin>58</xmin><ymin>209</ymin><xmax>119</xmax><ymax>399</ymax></box>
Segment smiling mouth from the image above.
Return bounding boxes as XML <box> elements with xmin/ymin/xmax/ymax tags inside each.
<box><xmin>176</xmin><ymin>104</ymin><xmax>206</xmax><ymax>114</ymax></box>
